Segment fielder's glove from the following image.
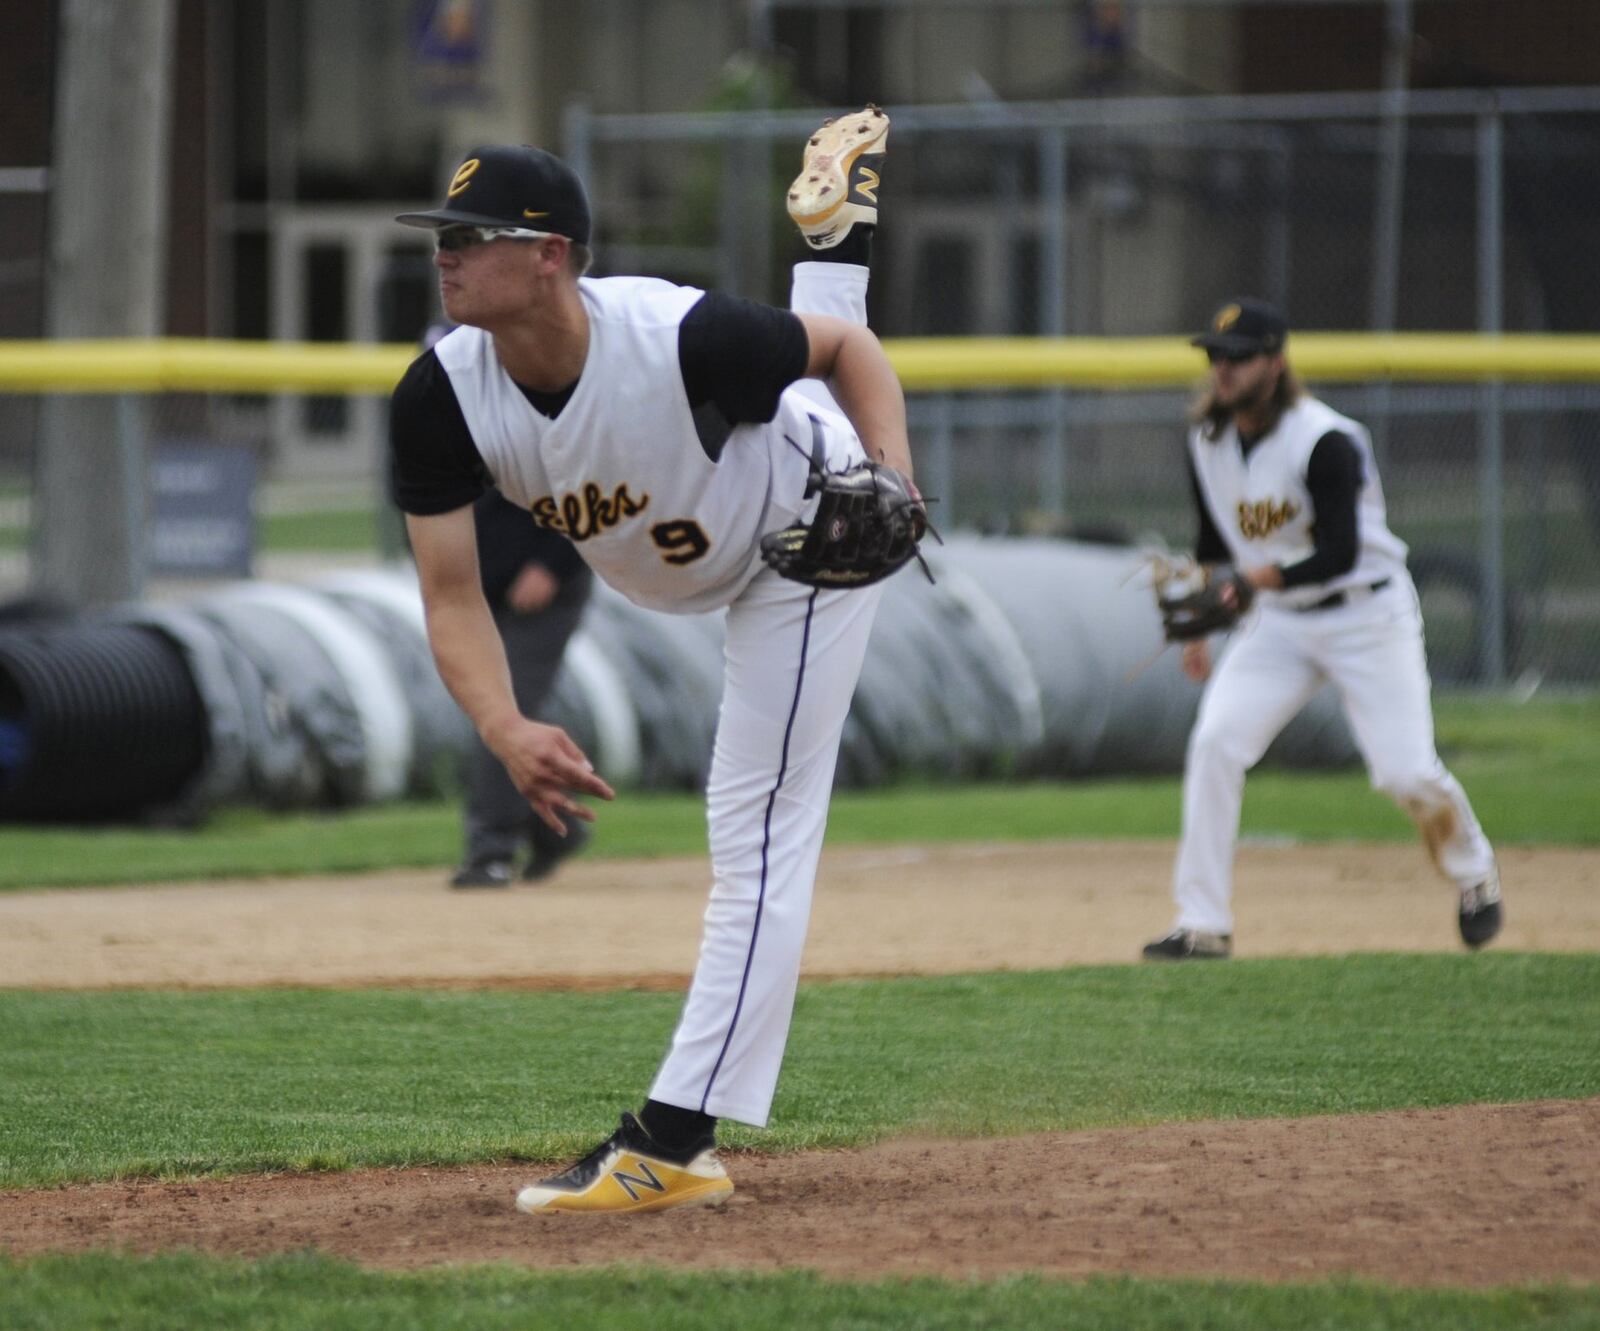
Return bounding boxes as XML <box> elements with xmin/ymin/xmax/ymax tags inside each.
<box><xmin>760</xmin><ymin>459</ymin><xmax>934</xmax><ymax>589</ymax></box>
<box><xmin>1158</xmin><ymin>564</ymin><xmax>1255</xmax><ymax>641</ymax></box>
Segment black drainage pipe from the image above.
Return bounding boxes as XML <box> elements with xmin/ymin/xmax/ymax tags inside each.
<box><xmin>0</xmin><ymin>622</ymin><xmax>208</xmax><ymax>822</ymax></box>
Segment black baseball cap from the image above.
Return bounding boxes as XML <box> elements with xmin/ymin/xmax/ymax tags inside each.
<box><xmin>396</xmin><ymin>145</ymin><xmax>591</xmax><ymax>245</ymax></box>
<box><xmin>1190</xmin><ymin>297</ymin><xmax>1288</xmax><ymax>357</ymax></box>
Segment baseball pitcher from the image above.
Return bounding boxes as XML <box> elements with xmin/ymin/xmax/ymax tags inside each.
<box><xmin>390</xmin><ymin>108</ymin><xmax>925</xmax><ymax>1212</ymax></box>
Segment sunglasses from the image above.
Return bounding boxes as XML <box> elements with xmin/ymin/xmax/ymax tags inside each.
<box><xmin>435</xmin><ymin>225</ymin><xmax>559</xmax><ymax>254</ymax></box>
<box><xmin>1206</xmin><ymin>347</ymin><xmax>1262</xmax><ymax>365</ymax></box>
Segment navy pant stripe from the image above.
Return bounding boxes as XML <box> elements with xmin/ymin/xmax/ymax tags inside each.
<box><xmin>700</xmin><ymin>587</ymin><xmax>819</xmax><ymax>1112</ymax></box>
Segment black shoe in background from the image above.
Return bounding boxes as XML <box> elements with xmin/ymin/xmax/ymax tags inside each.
<box><xmin>1141</xmin><ymin>928</ymin><xmax>1232</xmax><ymax>961</ymax></box>
<box><xmin>523</xmin><ymin>819</ymin><xmax>592</xmax><ymax>882</ymax></box>
<box><xmin>450</xmin><ymin>859</ymin><xmax>514</xmax><ymax>889</ymax></box>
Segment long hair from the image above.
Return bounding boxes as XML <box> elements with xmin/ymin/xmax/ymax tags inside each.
<box><xmin>1190</xmin><ymin>361</ymin><xmax>1304</xmax><ymax>440</ymax></box>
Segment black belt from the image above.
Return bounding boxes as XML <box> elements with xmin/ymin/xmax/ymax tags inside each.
<box><xmin>1296</xmin><ymin>578</ymin><xmax>1391</xmax><ymax>613</ymax></box>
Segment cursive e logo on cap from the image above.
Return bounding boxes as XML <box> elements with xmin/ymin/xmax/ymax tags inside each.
<box><xmin>447</xmin><ymin>159</ymin><xmax>481</xmax><ymax>198</ymax></box>
<box><xmin>1214</xmin><ymin>304</ymin><xmax>1242</xmax><ymax>333</ymax></box>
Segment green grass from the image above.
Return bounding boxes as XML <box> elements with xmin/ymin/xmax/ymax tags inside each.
<box><xmin>1</xmin><ymin>955</ymin><xmax>1596</xmax><ymax>1188</ymax></box>
<box><xmin>257</xmin><ymin>506</ymin><xmax>380</xmax><ymax>552</ymax></box>
<box><xmin>1399</xmin><ymin>508</ymin><xmax>1600</xmax><ymax>590</ymax></box>
<box><xmin>1</xmin><ymin>694</ymin><xmax>1594</xmax><ymax>889</ymax></box>
<box><xmin>3</xmin><ymin>959</ymin><xmax>1597</xmax><ymax>1323</ymax></box>
<box><xmin>4</xmin><ymin>1252</ymin><xmax>1596</xmax><ymax>1331</ymax></box>
<box><xmin>0</xmin><ymin>505</ymin><xmax>383</xmax><ymax>554</ymax></box>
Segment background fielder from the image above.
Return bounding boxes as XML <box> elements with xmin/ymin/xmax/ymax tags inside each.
<box><xmin>389</xmin><ymin>109</ymin><xmax>907</xmax><ymax>1211</ymax></box>
<box><xmin>1145</xmin><ymin>297</ymin><xmax>1502</xmax><ymax>961</ymax></box>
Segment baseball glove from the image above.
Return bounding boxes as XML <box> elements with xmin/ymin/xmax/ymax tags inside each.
<box><xmin>760</xmin><ymin>460</ymin><xmax>931</xmax><ymax>589</ymax></box>
<box><xmin>1158</xmin><ymin>564</ymin><xmax>1255</xmax><ymax>641</ymax></box>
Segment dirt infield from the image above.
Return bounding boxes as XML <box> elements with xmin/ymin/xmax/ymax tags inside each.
<box><xmin>2</xmin><ymin>839</ymin><xmax>1598</xmax><ymax>1285</ymax></box>
<box><xmin>2</xmin><ymin>1098</ymin><xmax>1596</xmax><ymax>1287</ymax></box>
<box><xmin>3</xmin><ymin>840</ymin><xmax>1598</xmax><ymax>989</ymax></box>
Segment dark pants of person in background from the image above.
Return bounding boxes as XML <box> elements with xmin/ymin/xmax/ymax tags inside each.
<box><xmin>457</xmin><ymin>575</ymin><xmax>591</xmax><ymax>884</ymax></box>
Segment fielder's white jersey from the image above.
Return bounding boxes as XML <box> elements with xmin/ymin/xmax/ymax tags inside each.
<box><xmin>1187</xmin><ymin>395</ymin><xmax>1409</xmax><ymax>610</ymax></box>
<box><xmin>432</xmin><ymin>275</ymin><xmax>864</xmax><ymax>615</ymax></box>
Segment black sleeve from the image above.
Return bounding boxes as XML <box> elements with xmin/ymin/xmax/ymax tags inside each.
<box><xmin>678</xmin><ymin>292</ymin><xmax>810</xmax><ymax>424</ymax></box>
<box><xmin>1278</xmin><ymin>430</ymin><xmax>1363</xmax><ymax>589</ymax></box>
<box><xmin>1187</xmin><ymin>453</ymin><xmax>1231</xmax><ymax>565</ymax></box>
<box><xmin>388</xmin><ymin>349</ymin><xmax>490</xmax><ymax>516</ymax></box>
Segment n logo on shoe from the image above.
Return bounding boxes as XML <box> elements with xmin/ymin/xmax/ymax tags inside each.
<box><xmin>854</xmin><ymin>167</ymin><xmax>880</xmax><ymax>203</ymax></box>
<box><xmin>611</xmin><ymin>1159</ymin><xmax>667</xmax><ymax>1202</ymax></box>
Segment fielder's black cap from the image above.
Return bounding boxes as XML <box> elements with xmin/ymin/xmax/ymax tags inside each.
<box><xmin>396</xmin><ymin>145</ymin><xmax>591</xmax><ymax>245</ymax></box>
<box><xmin>1190</xmin><ymin>297</ymin><xmax>1288</xmax><ymax>356</ymax></box>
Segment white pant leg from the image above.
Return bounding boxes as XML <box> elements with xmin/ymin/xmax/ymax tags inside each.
<box><xmin>786</xmin><ymin>261</ymin><xmax>870</xmax><ymax>414</ymax></box>
<box><xmin>1172</xmin><ymin>612</ymin><xmax>1325</xmax><ymax>934</ymax></box>
<box><xmin>649</xmin><ymin>574</ymin><xmax>884</xmax><ymax>1125</ymax></box>
<box><xmin>648</xmin><ymin>257</ymin><xmax>880</xmax><ymax>1126</ymax></box>
<box><xmin>1318</xmin><ymin>582</ymin><xmax>1495</xmax><ymax>888</ymax></box>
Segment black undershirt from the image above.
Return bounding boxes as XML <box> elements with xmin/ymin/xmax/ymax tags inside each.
<box><xmin>1190</xmin><ymin>428</ymin><xmax>1364</xmax><ymax>588</ymax></box>
<box><xmin>389</xmin><ymin>290</ymin><xmax>810</xmax><ymax>517</ymax></box>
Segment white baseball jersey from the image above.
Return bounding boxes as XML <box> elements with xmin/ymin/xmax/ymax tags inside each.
<box><xmin>392</xmin><ymin>258</ymin><xmax>891</xmax><ymax>1129</ymax></box>
<box><xmin>1170</xmin><ymin>390</ymin><xmax>1496</xmax><ymax>939</ymax></box>
<box><xmin>1187</xmin><ymin>396</ymin><xmax>1408</xmax><ymax>609</ymax></box>
<box><xmin>431</xmin><ymin>275</ymin><xmax>864</xmax><ymax>615</ymax></box>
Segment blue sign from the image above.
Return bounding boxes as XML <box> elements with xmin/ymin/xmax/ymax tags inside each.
<box><xmin>411</xmin><ymin>0</ymin><xmax>489</xmax><ymax>104</ymax></box>
<box><xmin>150</xmin><ymin>441</ymin><xmax>257</xmax><ymax>577</ymax></box>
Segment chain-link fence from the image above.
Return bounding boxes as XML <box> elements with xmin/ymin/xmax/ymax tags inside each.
<box><xmin>562</xmin><ymin>86</ymin><xmax>1600</xmax><ymax>686</ymax></box>
<box><xmin>3</xmin><ymin>87</ymin><xmax>1599</xmax><ymax>687</ymax></box>
<box><xmin>569</xmin><ymin>89</ymin><xmax>1600</xmax><ymax>337</ymax></box>
<box><xmin>903</xmin><ymin>382</ymin><xmax>1600</xmax><ymax>687</ymax></box>
<box><xmin>5</xmin><ymin>374</ymin><xmax>1595</xmax><ymax>689</ymax></box>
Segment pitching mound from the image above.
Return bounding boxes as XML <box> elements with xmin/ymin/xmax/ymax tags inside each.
<box><xmin>2</xmin><ymin>1098</ymin><xmax>1596</xmax><ymax>1286</ymax></box>
<box><xmin>3</xmin><ymin>839</ymin><xmax>1597</xmax><ymax>1284</ymax></box>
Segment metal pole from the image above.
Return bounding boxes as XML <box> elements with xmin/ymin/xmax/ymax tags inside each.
<box><xmin>718</xmin><ymin>132</ymin><xmax>744</xmax><ymax>294</ymax></box>
<box><xmin>930</xmin><ymin>395</ymin><xmax>955</xmax><ymax>530</ymax></box>
<box><xmin>744</xmin><ymin>129</ymin><xmax>772</xmax><ymax>302</ymax></box>
<box><xmin>1040</xmin><ymin>128</ymin><xmax>1068</xmax><ymax>338</ymax></box>
<box><xmin>1370</xmin><ymin>0</ymin><xmax>1411</xmax><ymax>331</ymax></box>
<box><xmin>1367</xmin><ymin>0</ymin><xmax>1411</xmax><ymax>465</ymax></box>
<box><xmin>745</xmin><ymin>1</ymin><xmax>777</xmax><ymax>302</ymax></box>
<box><xmin>33</xmin><ymin>0</ymin><xmax>174</xmax><ymax>607</ymax></box>
<box><xmin>115</xmin><ymin>395</ymin><xmax>150</xmax><ymax>592</ymax></box>
<box><xmin>1040</xmin><ymin>128</ymin><xmax>1069</xmax><ymax>526</ymax></box>
<box><xmin>748</xmin><ymin>0</ymin><xmax>774</xmax><ymax>54</ymax></box>
<box><xmin>1265</xmin><ymin>132</ymin><xmax>1293</xmax><ymax>307</ymax></box>
<box><xmin>1476</xmin><ymin>110</ymin><xmax>1507</xmax><ymax>686</ymax></box>
<box><xmin>562</xmin><ymin>101</ymin><xmax>594</xmax><ymax>190</ymax></box>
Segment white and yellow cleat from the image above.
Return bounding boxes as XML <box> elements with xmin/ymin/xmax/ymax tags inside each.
<box><xmin>787</xmin><ymin>105</ymin><xmax>889</xmax><ymax>250</ymax></box>
<box><xmin>515</xmin><ymin>1112</ymin><xmax>734</xmax><ymax>1215</ymax></box>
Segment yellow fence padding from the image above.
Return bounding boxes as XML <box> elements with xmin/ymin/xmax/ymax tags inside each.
<box><xmin>3</xmin><ymin>334</ymin><xmax>1600</xmax><ymax>394</ymax></box>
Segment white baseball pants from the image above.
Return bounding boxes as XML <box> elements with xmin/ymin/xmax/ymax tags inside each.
<box><xmin>649</xmin><ymin>260</ymin><xmax>884</xmax><ymax>1126</ymax></box>
<box><xmin>1171</xmin><ymin>577</ymin><xmax>1496</xmax><ymax>936</ymax></box>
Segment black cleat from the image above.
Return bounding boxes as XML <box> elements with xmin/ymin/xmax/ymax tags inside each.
<box><xmin>1459</xmin><ymin>874</ymin><xmax>1503</xmax><ymax>948</ymax></box>
<box><xmin>1142</xmin><ymin>928</ymin><xmax>1232</xmax><ymax>961</ymax></box>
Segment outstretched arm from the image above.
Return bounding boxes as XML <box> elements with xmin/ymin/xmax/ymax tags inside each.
<box><xmin>406</xmin><ymin>506</ymin><xmax>613</xmax><ymax>832</ymax></box>
<box><xmin>796</xmin><ymin>313</ymin><xmax>912</xmax><ymax>481</ymax></box>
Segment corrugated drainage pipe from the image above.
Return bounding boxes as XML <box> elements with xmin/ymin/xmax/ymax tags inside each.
<box><xmin>0</xmin><ymin>622</ymin><xmax>207</xmax><ymax>821</ymax></box>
